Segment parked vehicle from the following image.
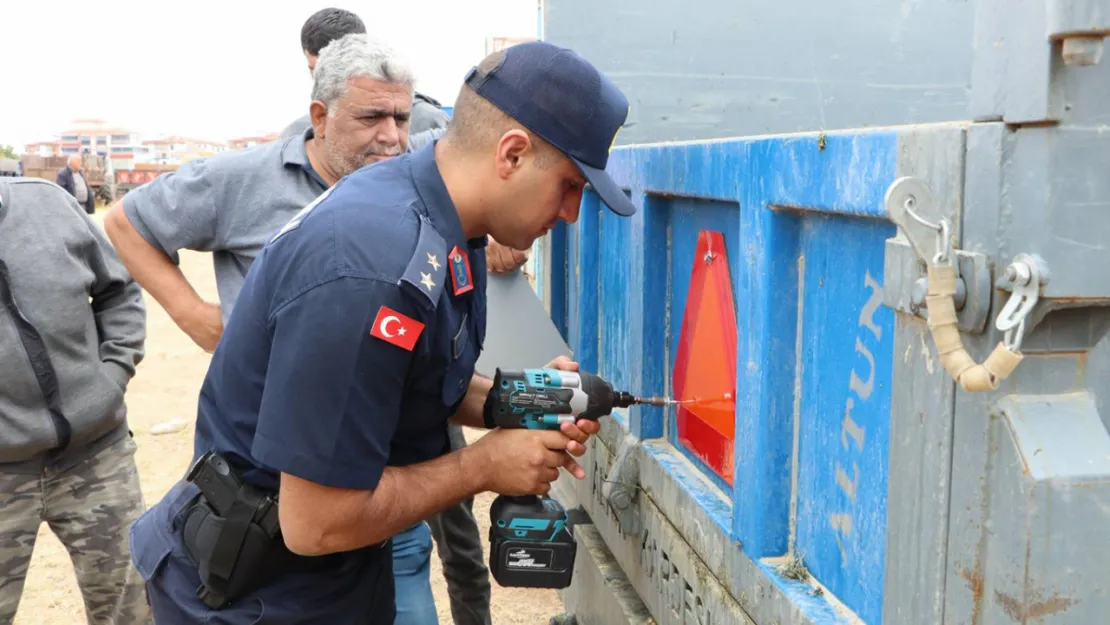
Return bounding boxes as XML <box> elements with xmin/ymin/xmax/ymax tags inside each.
<box><xmin>0</xmin><ymin>158</ymin><xmax>18</xmax><ymax>177</ymax></box>
<box><xmin>537</xmin><ymin>1</ymin><xmax>1110</xmax><ymax>624</ymax></box>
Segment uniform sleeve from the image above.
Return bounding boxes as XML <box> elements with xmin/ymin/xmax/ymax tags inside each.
<box><xmin>251</xmin><ymin>275</ymin><xmax>424</xmax><ymax>491</ymax></box>
<box><xmin>121</xmin><ymin>158</ymin><xmax>220</xmax><ymax>263</ymax></box>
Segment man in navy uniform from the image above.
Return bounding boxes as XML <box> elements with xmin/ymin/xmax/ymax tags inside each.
<box><xmin>128</xmin><ymin>40</ymin><xmax>638</xmax><ymax>624</ymax></box>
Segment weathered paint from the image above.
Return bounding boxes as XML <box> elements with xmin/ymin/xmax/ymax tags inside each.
<box><xmin>536</xmin><ymin>1</ymin><xmax>1110</xmax><ymax>622</ymax></box>
<box><xmin>793</xmin><ymin>215</ymin><xmax>895</xmax><ymax>625</ymax></box>
<box><xmin>564</xmin><ymin>194</ymin><xmax>600</xmax><ymax>374</ymax></box>
<box><xmin>730</xmin><ymin>132</ymin><xmax>897</xmax><ymax>624</ymax></box>
<box><xmin>562</xmin><ymin>414</ymin><xmax>852</xmax><ymax>625</ymax></box>
<box><xmin>599</xmin><ymin>189</ymin><xmax>669</xmax><ymax>442</ymax></box>
<box><xmin>543</xmin><ymin>0</ymin><xmax>976</xmax><ymax>146</ymax></box>
<box><xmin>548</xmin><ymin>125</ymin><xmax>925</xmax><ymax>623</ymax></box>
<box><xmin>560</xmin><ymin>525</ymin><xmax>656</xmax><ymax>625</ymax></box>
<box><xmin>881</xmin><ymin>122</ymin><xmax>970</xmax><ymax>625</ymax></box>
<box><xmin>972</xmin><ymin>0</ymin><xmax>1110</xmax><ymax>126</ymax></box>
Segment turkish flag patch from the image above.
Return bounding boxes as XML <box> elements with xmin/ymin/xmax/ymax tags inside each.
<box><xmin>369</xmin><ymin>306</ymin><xmax>424</xmax><ymax>351</ymax></box>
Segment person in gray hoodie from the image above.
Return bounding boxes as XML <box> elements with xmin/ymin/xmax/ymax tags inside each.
<box><xmin>0</xmin><ymin>177</ymin><xmax>149</xmax><ymax>624</ymax></box>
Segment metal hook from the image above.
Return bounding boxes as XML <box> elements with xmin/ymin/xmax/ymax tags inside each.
<box><xmin>932</xmin><ymin>219</ymin><xmax>951</xmax><ymax>265</ymax></box>
<box><xmin>995</xmin><ymin>253</ymin><xmax>1046</xmax><ymax>351</ymax></box>
<box><xmin>904</xmin><ymin>196</ymin><xmax>943</xmax><ymax>233</ymax></box>
<box><xmin>1004</xmin><ymin>318</ymin><xmax>1026</xmax><ymax>352</ymax></box>
<box><xmin>885</xmin><ymin>177</ymin><xmax>953</xmax><ymax>268</ymax></box>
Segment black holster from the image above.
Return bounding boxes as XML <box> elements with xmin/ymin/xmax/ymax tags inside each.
<box><xmin>181</xmin><ymin>493</ymin><xmax>296</xmax><ymax>609</ymax></box>
<box><xmin>181</xmin><ymin>452</ymin><xmax>299</xmax><ymax>610</ymax></box>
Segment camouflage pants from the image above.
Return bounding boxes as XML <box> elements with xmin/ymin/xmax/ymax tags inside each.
<box><xmin>0</xmin><ymin>435</ymin><xmax>151</xmax><ymax>625</ymax></box>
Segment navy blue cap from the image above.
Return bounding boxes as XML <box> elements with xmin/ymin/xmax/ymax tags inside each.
<box><xmin>464</xmin><ymin>41</ymin><xmax>636</xmax><ymax>217</ymax></box>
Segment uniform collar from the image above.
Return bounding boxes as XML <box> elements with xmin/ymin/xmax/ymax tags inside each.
<box><xmin>409</xmin><ymin>141</ymin><xmax>488</xmax><ymax>250</ymax></box>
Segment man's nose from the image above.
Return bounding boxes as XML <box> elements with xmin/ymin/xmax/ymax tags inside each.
<box><xmin>561</xmin><ymin>190</ymin><xmax>583</xmax><ymax>224</ymax></box>
<box><xmin>377</xmin><ymin>118</ymin><xmax>402</xmax><ymax>146</ymax></box>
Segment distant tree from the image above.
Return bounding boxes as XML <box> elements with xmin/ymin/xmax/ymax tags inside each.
<box><xmin>0</xmin><ymin>145</ymin><xmax>17</xmax><ymax>159</ymax></box>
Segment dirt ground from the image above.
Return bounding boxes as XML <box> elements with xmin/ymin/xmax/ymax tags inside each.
<box><xmin>13</xmin><ymin>209</ymin><xmax>564</xmax><ymax>624</ymax></box>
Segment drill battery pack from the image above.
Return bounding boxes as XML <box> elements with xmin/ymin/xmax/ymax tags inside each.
<box><xmin>489</xmin><ymin>495</ymin><xmax>578</xmax><ymax>589</ymax></box>
<box><xmin>490</xmin><ymin>529</ymin><xmax>577</xmax><ymax>589</ymax></box>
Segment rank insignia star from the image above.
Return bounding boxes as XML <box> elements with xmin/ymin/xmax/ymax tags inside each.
<box><xmin>420</xmin><ymin>272</ymin><xmax>436</xmax><ymax>291</ymax></box>
<box><xmin>426</xmin><ymin>253</ymin><xmax>441</xmax><ymax>271</ymax></box>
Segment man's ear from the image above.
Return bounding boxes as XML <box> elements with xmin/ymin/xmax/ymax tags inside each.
<box><xmin>309</xmin><ymin>100</ymin><xmax>329</xmax><ymax>138</ymax></box>
<box><xmin>494</xmin><ymin>130</ymin><xmax>531</xmax><ymax>180</ymax></box>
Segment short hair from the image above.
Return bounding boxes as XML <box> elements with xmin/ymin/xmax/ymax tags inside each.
<box><xmin>311</xmin><ymin>34</ymin><xmax>415</xmax><ymax>112</ymax></box>
<box><xmin>300</xmin><ymin>8</ymin><xmax>366</xmax><ymax>57</ymax></box>
<box><xmin>446</xmin><ymin>50</ymin><xmax>558</xmax><ymax>168</ymax></box>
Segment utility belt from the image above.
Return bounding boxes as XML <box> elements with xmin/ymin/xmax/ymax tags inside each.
<box><xmin>181</xmin><ymin>451</ymin><xmax>347</xmax><ymax>609</ymax></box>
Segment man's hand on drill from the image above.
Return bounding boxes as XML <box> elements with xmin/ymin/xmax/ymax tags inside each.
<box><xmin>542</xmin><ymin>355</ymin><xmax>602</xmax><ymax>458</ymax></box>
<box><xmin>464</xmin><ymin>428</ymin><xmax>584</xmax><ymax>496</ymax></box>
<box><xmin>463</xmin><ymin>354</ymin><xmax>600</xmax><ymax>496</ymax></box>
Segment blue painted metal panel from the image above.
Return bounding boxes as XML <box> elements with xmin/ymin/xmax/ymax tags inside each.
<box><xmin>793</xmin><ymin>215</ymin><xmax>895</xmax><ymax>625</ymax></box>
<box><xmin>546</xmin><ymin>128</ymin><xmax>900</xmax><ymax>623</ymax></box>
<box><xmin>567</xmin><ymin>194</ymin><xmax>601</xmax><ymax>374</ymax></box>
<box><xmin>598</xmin><ymin>201</ymin><xmax>634</xmax><ymax>391</ymax></box>
<box><xmin>598</xmin><ymin>191</ymin><xmax>669</xmax><ymax>441</ymax></box>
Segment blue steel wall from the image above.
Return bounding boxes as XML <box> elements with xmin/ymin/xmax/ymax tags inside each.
<box><xmin>543</xmin><ymin>0</ymin><xmax>975</xmax><ymax>146</ymax></box>
<box><xmin>546</xmin><ymin>129</ymin><xmax>904</xmax><ymax>623</ymax></box>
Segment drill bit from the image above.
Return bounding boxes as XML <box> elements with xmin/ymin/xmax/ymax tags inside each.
<box><xmin>633</xmin><ymin>396</ymin><xmax>686</xmax><ymax>407</ymax></box>
<box><xmin>633</xmin><ymin>393</ymin><xmax>734</xmax><ymax>407</ymax></box>
<box><xmin>613</xmin><ymin>392</ymin><xmax>695</xmax><ymax>408</ymax></box>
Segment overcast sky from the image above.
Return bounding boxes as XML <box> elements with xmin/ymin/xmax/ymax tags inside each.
<box><xmin>1</xmin><ymin>0</ymin><xmax>539</xmax><ymax>150</ymax></box>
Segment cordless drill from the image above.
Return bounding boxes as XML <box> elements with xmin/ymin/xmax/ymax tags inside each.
<box><xmin>481</xmin><ymin>367</ymin><xmax>670</xmax><ymax>589</ymax></box>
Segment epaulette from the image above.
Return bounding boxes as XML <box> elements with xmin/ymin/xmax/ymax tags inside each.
<box><xmin>400</xmin><ymin>215</ymin><xmax>448</xmax><ymax>308</ymax></box>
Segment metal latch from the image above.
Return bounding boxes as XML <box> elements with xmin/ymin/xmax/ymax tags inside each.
<box><xmin>885</xmin><ymin>177</ymin><xmax>1048</xmax><ymax>392</ymax></box>
<box><xmin>883</xmin><ymin>179</ymin><xmax>992</xmax><ymax>333</ymax></box>
<box><xmin>995</xmin><ymin>253</ymin><xmax>1051</xmax><ymax>351</ymax></box>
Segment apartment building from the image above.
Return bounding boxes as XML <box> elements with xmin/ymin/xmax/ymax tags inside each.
<box><xmin>227</xmin><ymin>133</ymin><xmax>281</xmax><ymax>151</ymax></box>
<box><xmin>55</xmin><ymin>119</ymin><xmax>152</xmax><ymax>170</ymax></box>
<box><xmin>144</xmin><ymin>136</ymin><xmax>228</xmax><ymax>165</ymax></box>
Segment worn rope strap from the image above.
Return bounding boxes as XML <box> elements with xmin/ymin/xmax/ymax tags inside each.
<box><xmin>926</xmin><ymin>264</ymin><xmax>1023</xmax><ymax>392</ymax></box>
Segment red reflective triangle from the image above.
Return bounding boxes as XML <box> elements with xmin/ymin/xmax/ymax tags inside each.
<box><xmin>672</xmin><ymin>230</ymin><xmax>738</xmax><ymax>485</ymax></box>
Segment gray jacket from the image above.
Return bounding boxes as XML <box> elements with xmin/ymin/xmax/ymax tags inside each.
<box><xmin>279</xmin><ymin>91</ymin><xmax>450</xmax><ymax>139</ymax></box>
<box><xmin>0</xmin><ymin>178</ymin><xmax>146</xmax><ymax>471</ymax></box>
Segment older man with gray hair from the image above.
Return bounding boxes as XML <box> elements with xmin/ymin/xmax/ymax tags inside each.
<box><xmin>105</xmin><ymin>34</ymin><xmax>412</xmax><ymax>351</ymax></box>
<box><xmin>108</xmin><ymin>33</ymin><xmax>448</xmax><ymax>624</ymax></box>
<box><xmin>56</xmin><ymin>153</ymin><xmax>96</xmax><ymax>214</ymax></box>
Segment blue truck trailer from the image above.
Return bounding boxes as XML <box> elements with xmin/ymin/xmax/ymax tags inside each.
<box><xmin>532</xmin><ymin>0</ymin><xmax>1110</xmax><ymax>623</ymax></box>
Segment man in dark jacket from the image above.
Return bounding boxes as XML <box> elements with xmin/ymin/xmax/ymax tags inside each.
<box><xmin>56</xmin><ymin>154</ymin><xmax>96</xmax><ymax>214</ymax></box>
<box><xmin>0</xmin><ymin>177</ymin><xmax>148</xmax><ymax>623</ymax></box>
<box><xmin>274</xmin><ymin>14</ymin><xmax>487</xmax><ymax>624</ymax></box>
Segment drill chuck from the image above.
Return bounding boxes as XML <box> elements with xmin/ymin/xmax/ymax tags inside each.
<box><xmin>613</xmin><ymin>390</ymin><xmax>638</xmax><ymax>408</ymax></box>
